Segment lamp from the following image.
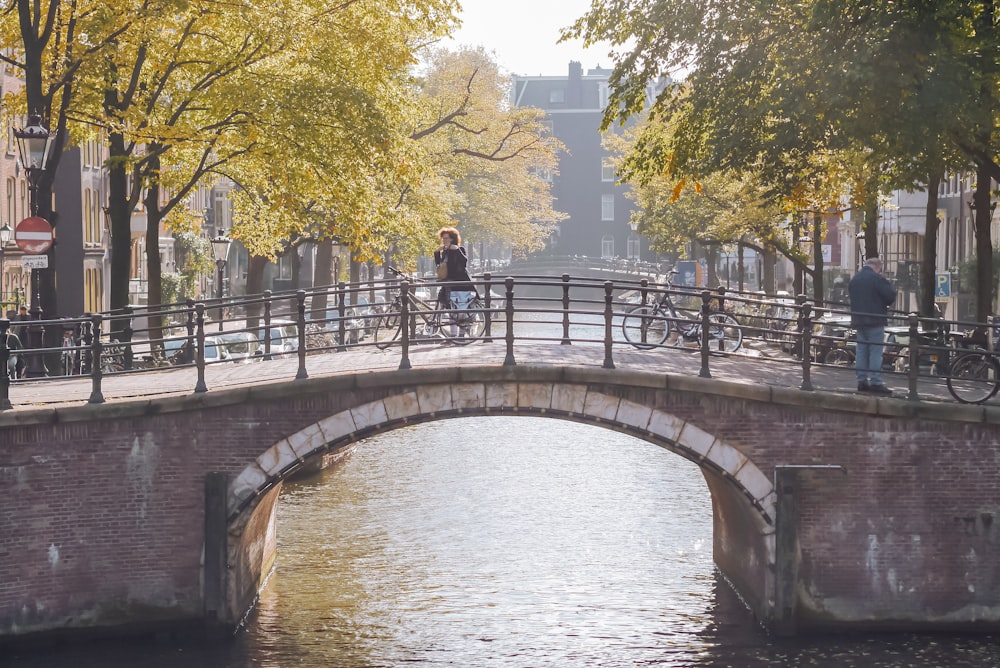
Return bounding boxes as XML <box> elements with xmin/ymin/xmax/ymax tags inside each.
<box><xmin>13</xmin><ymin>114</ymin><xmax>55</xmax><ymax>377</ymax></box>
<box><xmin>210</xmin><ymin>230</ymin><xmax>231</xmax><ymax>331</ymax></box>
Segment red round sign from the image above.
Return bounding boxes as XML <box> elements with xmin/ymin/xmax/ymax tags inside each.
<box><xmin>15</xmin><ymin>216</ymin><xmax>53</xmax><ymax>254</ymax></box>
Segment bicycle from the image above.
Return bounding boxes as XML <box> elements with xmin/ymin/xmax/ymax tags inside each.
<box><xmin>945</xmin><ymin>347</ymin><xmax>1000</xmax><ymax>404</ymax></box>
<box><xmin>373</xmin><ymin>267</ymin><xmax>486</xmax><ymax>349</ymax></box>
<box><xmin>621</xmin><ymin>270</ymin><xmax>743</xmax><ymax>352</ymax></box>
<box><xmin>61</xmin><ymin>327</ymin><xmax>81</xmax><ymax>375</ymax></box>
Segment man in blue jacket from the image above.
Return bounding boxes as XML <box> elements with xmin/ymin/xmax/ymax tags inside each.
<box><xmin>848</xmin><ymin>257</ymin><xmax>897</xmax><ymax>394</ymax></box>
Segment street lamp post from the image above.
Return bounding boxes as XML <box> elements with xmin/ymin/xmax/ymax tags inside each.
<box><xmin>14</xmin><ymin>114</ymin><xmax>55</xmax><ymax>378</ymax></box>
<box><xmin>210</xmin><ymin>230</ymin><xmax>231</xmax><ymax>332</ymax></box>
<box><xmin>0</xmin><ymin>224</ymin><xmax>11</xmax><ymax>309</ymax></box>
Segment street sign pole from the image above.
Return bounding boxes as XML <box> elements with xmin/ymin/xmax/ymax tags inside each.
<box><xmin>15</xmin><ymin>216</ymin><xmax>54</xmax><ymax>378</ymax></box>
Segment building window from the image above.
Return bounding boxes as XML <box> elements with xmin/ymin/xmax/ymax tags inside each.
<box><xmin>601</xmin><ymin>194</ymin><xmax>614</xmax><ymax>221</ymax></box>
<box><xmin>85</xmin><ymin>267</ymin><xmax>103</xmax><ymax>313</ymax></box>
<box><xmin>6</xmin><ymin>177</ymin><xmax>13</xmax><ymax>226</ymax></box>
<box><xmin>601</xmin><ymin>160</ymin><xmax>615</xmax><ymax>182</ymax></box>
<box><xmin>549</xmin><ymin>88</ymin><xmax>565</xmax><ymax>104</ymax></box>
<box><xmin>84</xmin><ymin>189</ymin><xmax>92</xmax><ymax>243</ymax></box>
<box><xmin>627</xmin><ymin>234</ymin><xmax>641</xmax><ymax>260</ymax></box>
<box><xmin>598</xmin><ymin>82</ymin><xmax>608</xmax><ymax>108</ymax></box>
<box><xmin>601</xmin><ymin>235</ymin><xmax>615</xmax><ymax>259</ymax></box>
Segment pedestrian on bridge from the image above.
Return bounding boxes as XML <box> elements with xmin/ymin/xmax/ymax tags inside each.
<box><xmin>848</xmin><ymin>257</ymin><xmax>896</xmax><ymax>395</ymax></box>
<box><xmin>434</xmin><ymin>226</ymin><xmax>477</xmax><ymax>338</ymax></box>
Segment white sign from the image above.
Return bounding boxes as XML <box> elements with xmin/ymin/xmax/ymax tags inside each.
<box><xmin>21</xmin><ymin>255</ymin><xmax>48</xmax><ymax>269</ymax></box>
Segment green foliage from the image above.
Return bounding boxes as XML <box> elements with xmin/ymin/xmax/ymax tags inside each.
<box><xmin>956</xmin><ymin>250</ymin><xmax>1000</xmax><ymax>304</ymax></box>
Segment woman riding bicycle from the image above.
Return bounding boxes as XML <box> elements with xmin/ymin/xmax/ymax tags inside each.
<box><xmin>434</xmin><ymin>227</ymin><xmax>478</xmax><ymax>338</ymax></box>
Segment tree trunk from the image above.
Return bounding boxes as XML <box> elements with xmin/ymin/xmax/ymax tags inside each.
<box><xmin>973</xmin><ymin>162</ymin><xmax>993</xmax><ymax>324</ymax></box>
<box><xmin>244</xmin><ymin>255</ymin><xmax>267</xmax><ymax>330</ymax></box>
<box><xmin>811</xmin><ymin>211</ymin><xmax>824</xmax><ymax>308</ymax></box>
<box><xmin>920</xmin><ymin>171</ymin><xmax>942</xmax><ymax>318</ymax></box>
<box><xmin>863</xmin><ymin>198</ymin><xmax>879</xmax><ymax>262</ymax></box>
<box><xmin>144</xmin><ymin>173</ymin><xmax>164</xmax><ymax>348</ymax></box>
<box><xmin>737</xmin><ymin>242</ymin><xmax>745</xmax><ymax>292</ymax></box>
<box><xmin>107</xmin><ymin>132</ymin><xmax>132</xmax><ymax>333</ymax></box>
<box><xmin>311</xmin><ymin>238</ymin><xmax>333</xmax><ymax>319</ymax></box>
<box><xmin>762</xmin><ymin>246</ymin><xmax>776</xmax><ymax>294</ymax></box>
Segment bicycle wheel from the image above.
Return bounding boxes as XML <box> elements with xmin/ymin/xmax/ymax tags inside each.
<box><xmin>444</xmin><ymin>302</ymin><xmax>486</xmax><ymax>346</ymax></box>
<box><xmin>823</xmin><ymin>348</ymin><xmax>855</xmax><ymax>367</ymax></box>
<box><xmin>946</xmin><ymin>351</ymin><xmax>1000</xmax><ymax>404</ymax></box>
<box><xmin>621</xmin><ymin>305</ymin><xmax>669</xmax><ymax>350</ymax></box>
<box><xmin>373</xmin><ymin>312</ymin><xmax>402</xmax><ymax>350</ymax></box>
<box><xmin>706</xmin><ymin>312</ymin><xmax>743</xmax><ymax>352</ymax></box>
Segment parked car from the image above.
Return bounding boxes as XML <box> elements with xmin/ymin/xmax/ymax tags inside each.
<box><xmin>256</xmin><ymin>320</ymin><xmax>299</xmax><ymax>355</ymax></box>
<box><xmin>162</xmin><ymin>335</ymin><xmax>230</xmax><ymax>364</ymax></box>
<box><xmin>215</xmin><ymin>331</ymin><xmax>262</xmax><ymax>363</ymax></box>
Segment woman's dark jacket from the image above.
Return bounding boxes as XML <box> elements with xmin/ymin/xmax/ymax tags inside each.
<box><xmin>848</xmin><ymin>266</ymin><xmax>896</xmax><ymax>327</ymax></box>
<box><xmin>434</xmin><ymin>245</ymin><xmax>475</xmax><ymax>293</ymax></box>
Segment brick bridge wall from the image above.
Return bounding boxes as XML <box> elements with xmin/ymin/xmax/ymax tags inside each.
<box><xmin>1</xmin><ymin>366</ymin><xmax>998</xmax><ymax>645</ymax></box>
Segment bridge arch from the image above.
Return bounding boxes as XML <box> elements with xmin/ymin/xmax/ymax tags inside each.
<box><xmin>221</xmin><ymin>381</ymin><xmax>777</xmax><ymax>630</ymax></box>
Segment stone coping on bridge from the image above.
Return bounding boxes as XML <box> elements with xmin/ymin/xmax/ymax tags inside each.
<box><xmin>0</xmin><ymin>347</ymin><xmax>997</xmax><ymax>428</ymax></box>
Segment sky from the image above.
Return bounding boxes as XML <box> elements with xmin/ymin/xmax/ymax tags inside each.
<box><xmin>445</xmin><ymin>0</ymin><xmax>614</xmax><ymax>77</ymax></box>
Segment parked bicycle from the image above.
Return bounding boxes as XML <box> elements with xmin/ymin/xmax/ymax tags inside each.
<box><xmin>373</xmin><ymin>267</ymin><xmax>486</xmax><ymax>348</ymax></box>
<box><xmin>621</xmin><ymin>270</ymin><xmax>743</xmax><ymax>352</ymax></box>
<box><xmin>945</xmin><ymin>347</ymin><xmax>1000</xmax><ymax>404</ymax></box>
<box><xmin>61</xmin><ymin>326</ymin><xmax>81</xmax><ymax>376</ymax></box>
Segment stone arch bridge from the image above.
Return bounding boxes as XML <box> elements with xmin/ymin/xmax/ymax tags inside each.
<box><xmin>1</xmin><ymin>349</ymin><xmax>999</xmax><ymax>646</ymax></box>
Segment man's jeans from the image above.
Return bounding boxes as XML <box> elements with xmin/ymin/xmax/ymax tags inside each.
<box><xmin>855</xmin><ymin>325</ymin><xmax>886</xmax><ymax>385</ymax></box>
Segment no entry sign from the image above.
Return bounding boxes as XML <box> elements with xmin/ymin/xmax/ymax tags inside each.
<box><xmin>15</xmin><ymin>216</ymin><xmax>53</xmax><ymax>254</ymax></box>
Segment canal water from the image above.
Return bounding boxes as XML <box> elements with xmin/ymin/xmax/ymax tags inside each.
<box><xmin>9</xmin><ymin>417</ymin><xmax>1000</xmax><ymax>667</ymax></box>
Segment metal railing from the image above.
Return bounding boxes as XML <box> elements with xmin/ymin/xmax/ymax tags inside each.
<box><xmin>0</xmin><ymin>272</ymin><xmax>992</xmax><ymax>410</ymax></box>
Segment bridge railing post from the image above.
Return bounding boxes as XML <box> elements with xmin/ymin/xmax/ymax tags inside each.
<box><xmin>482</xmin><ymin>272</ymin><xmax>493</xmax><ymax>342</ymax></box>
<box><xmin>183</xmin><ymin>299</ymin><xmax>196</xmax><ymax>365</ymax></box>
<box><xmin>715</xmin><ymin>286</ymin><xmax>727</xmax><ymax>352</ymax></box>
<box><xmin>504</xmin><ymin>277</ymin><xmax>516</xmax><ymax>366</ymax></box>
<box><xmin>296</xmin><ymin>290</ymin><xmax>308</xmax><ymax>380</ymax></box>
<box><xmin>699</xmin><ymin>291</ymin><xmax>712</xmax><ymax>378</ymax></box>
<box><xmin>798</xmin><ymin>301</ymin><xmax>814</xmax><ymax>391</ymax></box>
<box><xmin>640</xmin><ymin>277</ymin><xmax>649</xmax><ymax>305</ymax></box>
<box><xmin>561</xmin><ymin>274</ymin><xmax>572</xmax><ymax>345</ymax></box>
<box><xmin>121</xmin><ymin>305</ymin><xmax>134</xmax><ymax>370</ymax></box>
<box><xmin>88</xmin><ymin>313</ymin><xmax>105</xmax><ymax>404</ymax></box>
<box><xmin>0</xmin><ymin>318</ymin><xmax>12</xmax><ymax>410</ymax></box>
<box><xmin>194</xmin><ymin>303</ymin><xmax>208</xmax><ymax>393</ymax></box>
<box><xmin>603</xmin><ymin>281</ymin><xmax>615</xmax><ymax>369</ymax></box>
<box><xmin>262</xmin><ymin>290</ymin><xmax>273</xmax><ymax>360</ymax></box>
<box><xmin>907</xmin><ymin>313</ymin><xmax>920</xmax><ymax>400</ymax></box>
<box><xmin>336</xmin><ymin>282</ymin><xmax>347</xmax><ymax>353</ymax></box>
<box><xmin>399</xmin><ymin>281</ymin><xmax>412</xmax><ymax>370</ymax></box>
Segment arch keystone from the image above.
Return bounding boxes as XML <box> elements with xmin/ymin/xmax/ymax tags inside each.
<box><xmin>451</xmin><ymin>383</ymin><xmax>486</xmax><ymax>409</ymax></box>
<box><xmin>485</xmin><ymin>383</ymin><xmax>518</xmax><ymax>408</ymax></box>
<box><xmin>518</xmin><ymin>383</ymin><xmax>553</xmax><ymax>409</ymax></box>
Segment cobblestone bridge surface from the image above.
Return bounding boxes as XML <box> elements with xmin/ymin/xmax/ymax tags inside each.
<box><xmin>0</xmin><ymin>339</ymin><xmax>963</xmax><ymax>411</ymax></box>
